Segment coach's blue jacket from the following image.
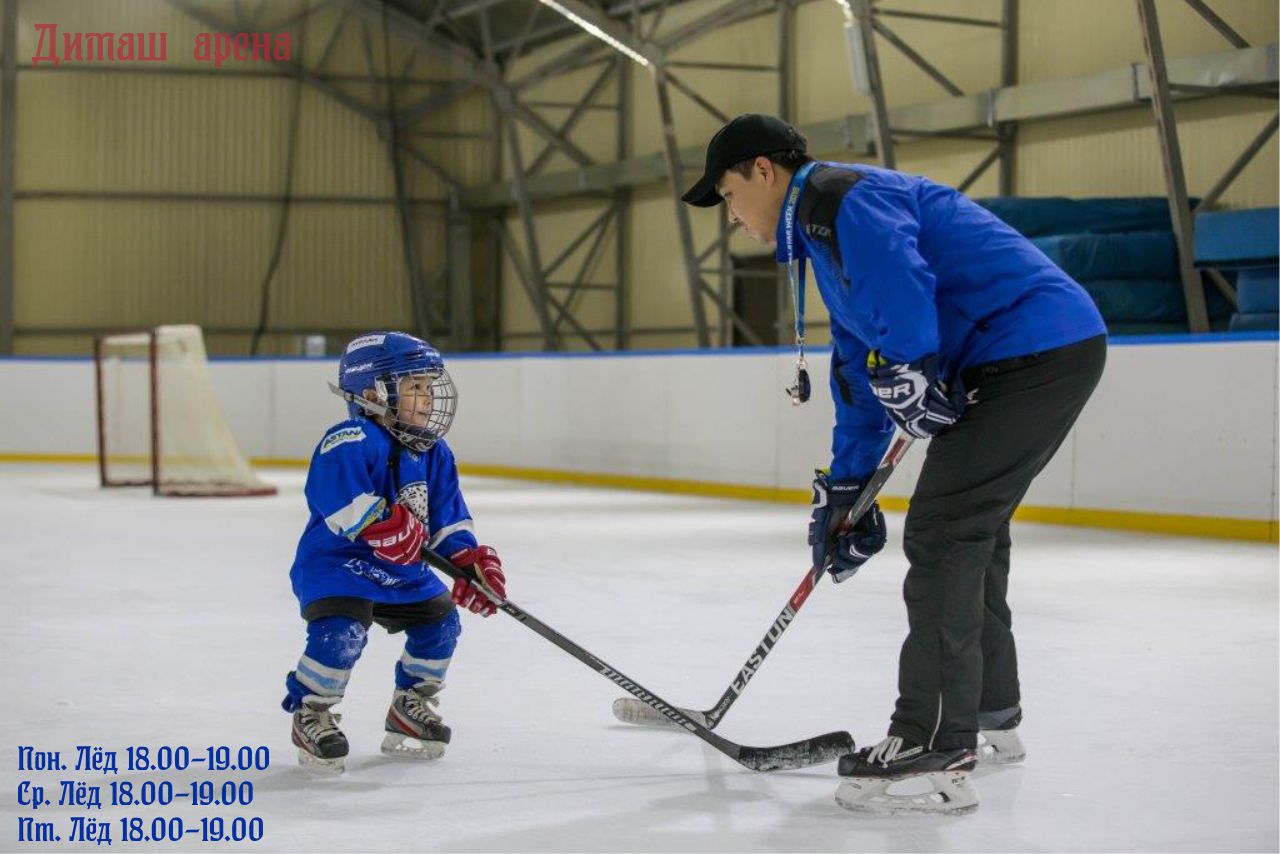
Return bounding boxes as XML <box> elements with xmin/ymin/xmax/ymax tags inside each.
<box><xmin>779</xmin><ymin>162</ymin><xmax>1105</xmax><ymax>480</ymax></box>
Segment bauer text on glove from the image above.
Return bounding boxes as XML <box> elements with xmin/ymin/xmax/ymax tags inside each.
<box><xmin>808</xmin><ymin>471</ymin><xmax>887</xmax><ymax>582</ymax></box>
<box><xmin>360</xmin><ymin>503</ymin><xmax>426</xmax><ymax>565</ymax></box>
<box><xmin>868</xmin><ymin>353</ymin><xmax>964</xmax><ymax>439</ymax></box>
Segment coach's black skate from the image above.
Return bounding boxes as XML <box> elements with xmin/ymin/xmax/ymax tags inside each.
<box><xmin>835</xmin><ymin>736</ymin><xmax>979</xmax><ymax>816</ymax></box>
<box><xmin>292</xmin><ymin>700</ymin><xmax>348</xmax><ymax>773</ymax></box>
<box><xmin>382</xmin><ymin>679</ymin><xmax>452</xmax><ymax>760</ymax></box>
<box><xmin>977</xmin><ymin>707</ymin><xmax>1026</xmax><ymax>765</ymax></box>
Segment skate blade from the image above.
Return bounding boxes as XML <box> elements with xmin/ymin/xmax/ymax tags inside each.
<box><xmin>977</xmin><ymin>730</ymin><xmax>1026</xmax><ymax>765</ymax></box>
<box><xmin>834</xmin><ymin>771</ymin><xmax>979</xmax><ymax>816</ymax></box>
<box><xmin>611</xmin><ymin>697</ymin><xmax>707</xmax><ymax>728</ymax></box>
<box><xmin>296</xmin><ymin>748</ymin><xmax>344</xmax><ymax>774</ymax></box>
<box><xmin>381</xmin><ymin>732</ymin><xmax>446</xmax><ymax>760</ymax></box>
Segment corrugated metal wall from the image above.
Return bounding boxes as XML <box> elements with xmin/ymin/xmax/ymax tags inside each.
<box><xmin>6</xmin><ymin>0</ymin><xmax>494</xmax><ymax>355</ymax></box>
<box><xmin>3</xmin><ymin>0</ymin><xmax>1275</xmax><ymax>355</ymax></box>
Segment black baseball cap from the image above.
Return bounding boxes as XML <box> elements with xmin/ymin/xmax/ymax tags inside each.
<box><xmin>681</xmin><ymin>114</ymin><xmax>808</xmax><ymax>208</ymax></box>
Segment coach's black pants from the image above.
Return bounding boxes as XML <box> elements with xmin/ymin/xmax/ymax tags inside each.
<box><xmin>888</xmin><ymin>334</ymin><xmax>1106</xmax><ymax>751</ymax></box>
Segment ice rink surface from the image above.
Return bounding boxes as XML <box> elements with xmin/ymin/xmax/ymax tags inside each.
<box><xmin>2</xmin><ymin>463</ymin><xmax>1277</xmax><ymax>853</ymax></box>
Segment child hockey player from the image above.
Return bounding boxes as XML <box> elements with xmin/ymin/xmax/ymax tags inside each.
<box><xmin>281</xmin><ymin>331</ymin><xmax>506</xmax><ymax>772</ymax></box>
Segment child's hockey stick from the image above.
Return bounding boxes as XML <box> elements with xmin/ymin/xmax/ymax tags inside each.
<box><xmin>421</xmin><ymin>547</ymin><xmax>855</xmax><ymax>771</ymax></box>
<box><xmin>611</xmin><ymin>433</ymin><xmax>915</xmax><ymax>730</ymax></box>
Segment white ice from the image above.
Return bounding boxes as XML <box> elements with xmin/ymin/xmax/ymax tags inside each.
<box><xmin>2</xmin><ymin>464</ymin><xmax>1277</xmax><ymax>853</ymax></box>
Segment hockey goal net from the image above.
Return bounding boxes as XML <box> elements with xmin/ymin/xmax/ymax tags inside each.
<box><xmin>94</xmin><ymin>325</ymin><xmax>277</xmax><ymax>497</ymax></box>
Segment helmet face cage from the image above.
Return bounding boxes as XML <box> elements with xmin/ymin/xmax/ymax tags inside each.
<box><xmin>373</xmin><ymin>367</ymin><xmax>457</xmax><ymax>452</ymax></box>
<box><xmin>337</xmin><ymin>332</ymin><xmax>456</xmax><ymax>451</ymax></box>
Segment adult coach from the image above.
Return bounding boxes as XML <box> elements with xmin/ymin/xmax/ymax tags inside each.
<box><xmin>681</xmin><ymin>114</ymin><xmax>1107</xmax><ymax>815</ymax></box>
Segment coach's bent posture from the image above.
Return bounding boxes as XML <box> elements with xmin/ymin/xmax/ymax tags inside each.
<box><xmin>682</xmin><ymin>114</ymin><xmax>1107</xmax><ymax>815</ymax></box>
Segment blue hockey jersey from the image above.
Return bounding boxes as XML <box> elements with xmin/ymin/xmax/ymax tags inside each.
<box><xmin>778</xmin><ymin>162</ymin><xmax>1106</xmax><ymax>480</ymax></box>
<box><xmin>289</xmin><ymin>418</ymin><xmax>478</xmax><ymax>610</ymax></box>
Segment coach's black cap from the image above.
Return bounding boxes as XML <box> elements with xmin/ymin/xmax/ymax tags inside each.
<box><xmin>681</xmin><ymin>114</ymin><xmax>808</xmax><ymax>207</ymax></box>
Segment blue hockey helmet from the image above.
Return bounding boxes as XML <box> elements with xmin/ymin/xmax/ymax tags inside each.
<box><xmin>334</xmin><ymin>331</ymin><xmax>457</xmax><ymax>451</ymax></box>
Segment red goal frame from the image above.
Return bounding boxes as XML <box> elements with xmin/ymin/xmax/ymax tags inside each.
<box><xmin>94</xmin><ymin>328</ymin><xmax>276</xmax><ymax>497</ymax></box>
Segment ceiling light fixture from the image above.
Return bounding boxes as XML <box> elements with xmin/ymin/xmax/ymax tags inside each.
<box><xmin>537</xmin><ymin>0</ymin><xmax>651</xmax><ymax>68</ymax></box>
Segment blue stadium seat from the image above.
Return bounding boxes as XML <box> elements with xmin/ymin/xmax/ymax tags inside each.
<box><xmin>1194</xmin><ymin>207</ymin><xmax>1278</xmax><ymax>331</ymax></box>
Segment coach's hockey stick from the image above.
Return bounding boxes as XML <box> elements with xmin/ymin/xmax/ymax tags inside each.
<box><xmin>612</xmin><ymin>433</ymin><xmax>916</xmax><ymax>730</ymax></box>
<box><xmin>421</xmin><ymin>547</ymin><xmax>855</xmax><ymax>771</ymax></box>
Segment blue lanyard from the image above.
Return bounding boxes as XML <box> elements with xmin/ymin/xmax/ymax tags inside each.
<box><xmin>781</xmin><ymin>162</ymin><xmax>817</xmax><ymax>404</ymax></box>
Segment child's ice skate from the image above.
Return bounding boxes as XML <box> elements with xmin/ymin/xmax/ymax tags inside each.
<box><xmin>292</xmin><ymin>699</ymin><xmax>348</xmax><ymax>773</ymax></box>
<box><xmin>382</xmin><ymin>679</ymin><xmax>451</xmax><ymax>760</ymax></box>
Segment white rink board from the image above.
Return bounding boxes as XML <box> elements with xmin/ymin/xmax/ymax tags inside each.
<box><xmin>1072</xmin><ymin>341</ymin><xmax>1279</xmax><ymax>519</ymax></box>
<box><xmin>0</xmin><ymin>336</ymin><xmax>1276</xmax><ymax>522</ymax></box>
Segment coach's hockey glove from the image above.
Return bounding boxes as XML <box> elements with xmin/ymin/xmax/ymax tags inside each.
<box><xmin>449</xmin><ymin>546</ymin><xmax>506</xmax><ymax>618</ymax></box>
<box><xmin>808</xmin><ymin>471</ymin><xmax>887</xmax><ymax>582</ymax></box>
<box><xmin>360</xmin><ymin>503</ymin><xmax>426</xmax><ymax>565</ymax></box>
<box><xmin>867</xmin><ymin>353</ymin><xmax>964</xmax><ymax>439</ymax></box>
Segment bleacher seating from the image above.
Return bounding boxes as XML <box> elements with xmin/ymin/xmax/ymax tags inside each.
<box><xmin>1194</xmin><ymin>207</ymin><xmax>1279</xmax><ymax>332</ymax></box>
<box><xmin>978</xmin><ymin>196</ymin><xmax>1234</xmax><ymax>334</ymax></box>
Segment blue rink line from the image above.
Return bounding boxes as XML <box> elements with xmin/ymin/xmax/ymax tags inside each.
<box><xmin>1</xmin><ymin>330</ymin><xmax>1275</xmax><ymax>362</ymax></box>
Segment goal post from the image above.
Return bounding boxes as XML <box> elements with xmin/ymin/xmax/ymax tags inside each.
<box><xmin>94</xmin><ymin>325</ymin><xmax>277</xmax><ymax>497</ymax></box>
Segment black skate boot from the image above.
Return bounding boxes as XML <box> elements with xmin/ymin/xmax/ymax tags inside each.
<box><xmin>977</xmin><ymin>707</ymin><xmax>1026</xmax><ymax>765</ymax></box>
<box><xmin>292</xmin><ymin>700</ymin><xmax>348</xmax><ymax>773</ymax></box>
<box><xmin>835</xmin><ymin>736</ymin><xmax>979</xmax><ymax>815</ymax></box>
<box><xmin>382</xmin><ymin>679</ymin><xmax>452</xmax><ymax>760</ymax></box>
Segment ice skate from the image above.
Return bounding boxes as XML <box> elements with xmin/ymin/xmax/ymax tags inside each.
<box><xmin>382</xmin><ymin>679</ymin><xmax>451</xmax><ymax>760</ymax></box>
<box><xmin>292</xmin><ymin>700</ymin><xmax>348</xmax><ymax>773</ymax></box>
<box><xmin>978</xmin><ymin>708</ymin><xmax>1026</xmax><ymax>765</ymax></box>
<box><xmin>834</xmin><ymin>736</ymin><xmax>979</xmax><ymax>816</ymax></box>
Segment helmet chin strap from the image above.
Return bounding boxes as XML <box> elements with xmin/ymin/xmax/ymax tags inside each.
<box><xmin>328</xmin><ymin>382</ymin><xmax>391</xmax><ymax>418</ymax></box>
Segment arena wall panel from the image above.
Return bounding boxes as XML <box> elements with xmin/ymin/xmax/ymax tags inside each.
<box><xmin>1</xmin><ymin>335</ymin><xmax>1275</xmax><ymax>539</ymax></box>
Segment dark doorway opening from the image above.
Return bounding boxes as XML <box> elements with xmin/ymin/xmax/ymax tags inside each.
<box><xmin>730</xmin><ymin>254</ymin><xmax>783</xmax><ymax>347</ymax></box>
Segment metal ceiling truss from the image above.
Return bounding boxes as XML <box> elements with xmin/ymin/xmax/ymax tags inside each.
<box><xmin>354</xmin><ymin>0</ymin><xmax>778</xmax><ymax>351</ymax></box>
<box><xmin>837</xmin><ymin>0</ymin><xmax>1020</xmax><ymax>188</ymax></box>
<box><xmin>493</xmin><ymin>58</ymin><xmax>632</xmax><ymax>352</ymax></box>
<box><xmin>508</xmin><ymin>0</ymin><xmax>788</xmax><ymax>349</ymax></box>
<box><xmin>2</xmin><ymin>0</ymin><xmax>1271</xmax><ymax>354</ymax></box>
<box><xmin>341</xmin><ymin>0</ymin><xmax>636</xmax><ymax>354</ymax></box>
<box><xmin>451</xmin><ymin>4</ymin><xmax>1271</xmax><ymax>348</ymax></box>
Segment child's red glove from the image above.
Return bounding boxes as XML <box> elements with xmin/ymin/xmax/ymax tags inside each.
<box><xmin>449</xmin><ymin>546</ymin><xmax>505</xmax><ymax>617</ymax></box>
<box><xmin>360</xmin><ymin>504</ymin><xmax>425</xmax><ymax>565</ymax></box>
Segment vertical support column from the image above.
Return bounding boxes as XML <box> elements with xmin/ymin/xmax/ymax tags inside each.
<box><xmin>1136</xmin><ymin>0</ymin><xmax>1209</xmax><ymax>332</ymax></box>
<box><xmin>498</xmin><ymin>88</ymin><xmax>558</xmax><ymax>350</ymax></box>
<box><xmin>388</xmin><ymin>129</ymin><xmax>433</xmax><ymax>341</ymax></box>
<box><xmin>0</xmin><ymin>0</ymin><xmax>18</xmax><ymax>354</ymax></box>
<box><xmin>446</xmin><ymin>209</ymin><xmax>473</xmax><ymax>351</ymax></box>
<box><xmin>998</xmin><ymin>0</ymin><xmax>1018</xmax><ymax>196</ymax></box>
<box><xmin>655</xmin><ymin>68</ymin><xmax>710</xmax><ymax>348</ymax></box>
<box><xmin>488</xmin><ymin>97</ymin><xmax>505</xmax><ymax>352</ymax></box>
<box><xmin>777</xmin><ymin>0</ymin><xmax>795</xmax><ymax>123</ymax></box>
<box><xmin>846</xmin><ymin>0</ymin><xmax>894</xmax><ymax>168</ymax></box>
<box><xmin>614</xmin><ymin>54</ymin><xmax>630</xmax><ymax>351</ymax></box>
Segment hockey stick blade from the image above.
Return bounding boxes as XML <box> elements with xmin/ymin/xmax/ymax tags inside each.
<box><xmin>421</xmin><ymin>547</ymin><xmax>854</xmax><ymax>771</ymax></box>
<box><xmin>609</xmin><ymin>701</ymin><xmax>855</xmax><ymax>772</ymax></box>
<box><xmin>612</xmin><ymin>697</ymin><xmax>707</xmax><ymax>728</ymax></box>
<box><xmin>612</xmin><ymin>433</ymin><xmax>916</xmax><ymax>732</ymax></box>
